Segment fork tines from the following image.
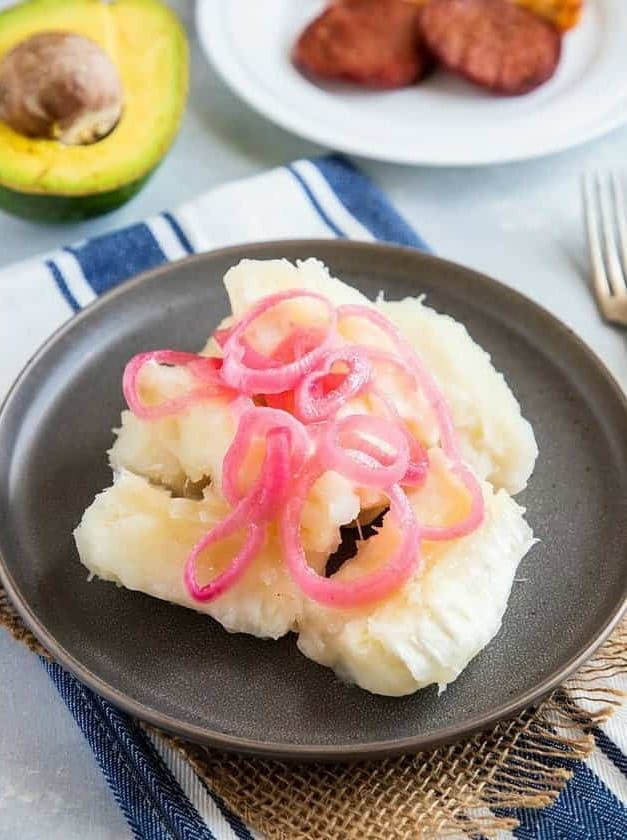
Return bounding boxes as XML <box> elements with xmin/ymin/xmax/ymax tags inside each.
<box><xmin>583</xmin><ymin>172</ymin><xmax>627</xmax><ymax>325</ymax></box>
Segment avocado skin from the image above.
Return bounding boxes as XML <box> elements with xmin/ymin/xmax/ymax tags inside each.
<box><xmin>0</xmin><ymin>170</ymin><xmax>155</xmax><ymax>222</ymax></box>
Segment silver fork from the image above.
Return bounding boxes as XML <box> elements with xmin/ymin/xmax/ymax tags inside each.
<box><xmin>582</xmin><ymin>172</ymin><xmax>627</xmax><ymax>326</ymax></box>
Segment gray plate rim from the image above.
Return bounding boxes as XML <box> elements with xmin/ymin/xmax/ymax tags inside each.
<box><xmin>1</xmin><ymin>239</ymin><xmax>626</xmax><ymax>761</ymax></box>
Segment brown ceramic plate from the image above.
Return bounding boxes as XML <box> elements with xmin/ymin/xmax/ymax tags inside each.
<box><xmin>1</xmin><ymin>241</ymin><xmax>626</xmax><ymax>761</ymax></box>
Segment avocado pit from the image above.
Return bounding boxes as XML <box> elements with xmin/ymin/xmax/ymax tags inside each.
<box><xmin>0</xmin><ymin>31</ymin><xmax>123</xmax><ymax>145</ymax></box>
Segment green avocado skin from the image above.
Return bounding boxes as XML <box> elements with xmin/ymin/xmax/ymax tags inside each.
<box><xmin>0</xmin><ymin>169</ymin><xmax>154</xmax><ymax>222</ymax></box>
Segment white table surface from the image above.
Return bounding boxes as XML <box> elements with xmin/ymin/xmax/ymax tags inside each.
<box><xmin>1</xmin><ymin>1</ymin><xmax>626</xmax><ymax>837</ymax></box>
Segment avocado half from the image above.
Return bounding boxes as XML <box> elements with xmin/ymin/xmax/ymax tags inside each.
<box><xmin>0</xmin><ymin>0</ymin><xmax>188</xmax><ymax>222</ymax></box>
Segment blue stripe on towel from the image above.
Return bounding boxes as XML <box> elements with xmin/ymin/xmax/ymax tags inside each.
<box><xmin>286</xmin><ymin>163</ymin><xmax>347</xmax><ymax>238</ymax></box>
<box><xmin>195</xmin><ymin>775</ymin><xmax>255</xmax><ymax>840</ymax></box>
<box><xmin>593</xmin><ymin>727</ymin><xmax>627</xmax><ymax>778</ymax></box>
<box><xmin>163</xmin><ymin>212</ymin><xmax>195</xmax><ymax>255</ymax></box>
<box><xmin>65</xmin><ymin>223</ymin><xmax>166</xmax><ymax>295</ymax></box>
<box><xmin>44</xmin><ymin>660</ymin><xmax>216</xmax><ymax>840</ymax></box>
<box><xmin>492</xmin><ymin>732</ymin><xmax>627</xmax><ymax>840</ymax></box>
<box><xmin>313</xmin><ymin>154</ymin><xmax>430</xmax><ymax>251</ymax></box>
<box><xmin>513</xmin><ymin>761</ymin><xmax>626</xmax><ymax>839</ymax></box>
<box><xmin>46</xmin><ymin>259</ymin><xmax>80</xmax><ymax>313</ymax></box>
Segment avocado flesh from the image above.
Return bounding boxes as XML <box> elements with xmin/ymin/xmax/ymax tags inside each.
<box><xmin>0</xmin><ymin>0</ymin><xmax>188</xmax><ymax>221</ymax></box>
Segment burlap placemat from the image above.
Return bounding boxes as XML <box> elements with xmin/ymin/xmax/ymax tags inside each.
<box><xmin>2</xmin><ymin>585</ymin><xmax>625</xmax><ymax>838</ymax></box>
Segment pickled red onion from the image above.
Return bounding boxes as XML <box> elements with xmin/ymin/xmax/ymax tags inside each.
<box><xmin>253</xmin><ymin>328</ymin><xmax>329</xmax><ymax>411</ymax></box>
<box><xmin>318</xmin><ymin>414</ymin><xmax>410</xmax><ymax>489</ymax></box>
<box><xmin>281</xmin><ymin>473</ymin><xmax>420</xmax><ymax>608</ymax></box>
<box><xmin>418</xmin><ymin>461</ymin><xmax>485</xmax><ymax>541</ymax></box>
<box><xmin>239</xmin><ymin>340</ymin><xmax>278</xmax><ymax>371</ymax></box>
<box><xmin>123</xmin><ymin>351</ymin><xmax>231</xmax><ymax>420</ymax></box>
<box><xmin>338</xmin><ymin>305</ymin><xmax>459</xmax><ymax>460</ymax></box>
<box><xmin>264</xmin><ymin>391</ymin><xmax>294</xmax><ymax>412</ymax></box>
<box><xmin>237</xmin><ymin>327</ymin><xmax>329</xmax><ymax>374</ymax></box>
<box><xmin>269</xmin><ymin>326</ymin><xmax>328</xmax><ymax>366</ymax></box>
<box><xmin>221</xmin><ymin>290</ymin><xmax>337</xmax><ymax>394</ymax></box>
<box><xmin>186</xmin><ymin>356</ymin><xmax>225</xmax><ymax>382</ymax></box>
<box><xmin>213</xmin><ymin>326</ymin><xmax>232</xmax><ymax>348</ymax></box>
<box><xmin>294</xmin><ymin>347</ymin><xmax>371</xmax><ymax>423</ymax></box>
<box><xmin>184</xmin><ymin>521</ymin><xmax>266</xmax><ymax>603</ymax></box>
<box><xmin>401</xmin><ymin>432</ymin><xmax>430</xmax><ymax>487</ymax></box>
<box><xmin>369</xmin><ymin>388</ymin><xmax>429</xmax><ymax>488</ymax></box>
<box><xmin>241</xmin><ymin>427</ymin><xmax>294</xmax><ymax>521</ymax></box>
<box><xmin>222</xmin><ymin>407</ymin><xmax>310</xmax><ymax>506</ymax></box>
<box><xmin>184</xmin><ymin>427</ymin><xmax>291</xmax><ymax>602</ymax></box>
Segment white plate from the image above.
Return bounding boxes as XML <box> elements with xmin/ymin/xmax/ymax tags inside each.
<box><xmin>196</xmin><ymin>0</ymin><xmax>627</xmax><ymax>166</ymax></box>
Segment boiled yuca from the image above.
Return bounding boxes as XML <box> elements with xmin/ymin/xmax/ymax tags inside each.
<box><xmin>379</xmin><ymin>297</ymin><xmax>537</xmax><ymax>494</ymax></box>
<box><xmin>75</xmin><ymin>470</ymin><xmax>328</xmax><ymax>639</ymax></box>
<box><xmin>75</xmin><ymin>257</ymin><xmax>538</xmax><ymax>694</ymax></box>
<box><xmin>76</xmin><ymin>462</ymin><xmax>534</xmax><ymax>690</ymax></box>
<box><xmin>297</xmin><ymin>473</ymin><xmax>534</xmax><ymax>696</ymax></box>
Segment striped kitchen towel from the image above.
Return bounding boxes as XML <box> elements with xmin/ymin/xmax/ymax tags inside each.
<box><xmin>1</xmin><ymin>155</ymin><xmax>625</xmax><ymax>839</ymax></box>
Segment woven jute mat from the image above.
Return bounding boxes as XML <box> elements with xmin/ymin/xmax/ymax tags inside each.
<box><xmin>2</xmin><ymin>586</ymin><xmax>625</xmax><ymax>839</ymax></box>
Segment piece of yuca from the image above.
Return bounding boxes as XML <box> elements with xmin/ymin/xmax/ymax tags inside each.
<box><xmin>226</xmin><ymin>257</ymin><xmax>370</xmax><ymax>316</ymax></box>
<box><xmin>75</xmin><ymin>456</ymin><xmax>534</xmax><ymax>680</ymax></box>
<box><xmin>378</xmin><ymin>297</ymin><xmax>537</xmax><ymax>495</ymax></box>
<box><xmin>74</xmin><ymin>470</ymin><xmax>329</xmax><ymax>639</ymax></box>
<box><xmin>297</xmin><ymin>460</ymin><xmax>535</xmax><ymax>696</ymax></box>
<box><xmin>109</xmin><ymin>363</ymin><xmax>238</xmax><ymax>496</ymax></box>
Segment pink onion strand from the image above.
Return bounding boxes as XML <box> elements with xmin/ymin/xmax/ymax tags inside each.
<box><xmin>222</xmin><ymin>407</ymin><xmax>310</xmax><ymax>506</ymax></box>
<box><xmin>318</xmin><ymin>414</ymin><xmax>410</xmax><ymax>490</ymax></box>
<box><xmin>220</xmin><ymin>290</ymin><xmax>337</xmax><ymax>394</ymax></box>
<box><xmin>281</xmin><ymin>472</ymin><xmax>421</xmax><ymax>608</ymax></box>
<box><xmin>419</xmin><ymin>462</ymin><xmax>485</xmax><ymax>542</ymax></box>
<box><xmin>184</xmin><ymin>427</ymin><xmax>291</xmax><ymax>602</ymax></box>
<box><xmin>338</xmin><ymin>305</ymin><xmax>459</xmax><ymax>459</ymax></box>
<box><xmin>294</xmin><ymin>346</ymin><xmax>372</xmax><ymax>423</ymax></box>
<box><xmin>122</xmin><ymin>351</ymin><xmax>232</xmax><ymax>420</ymax></box>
